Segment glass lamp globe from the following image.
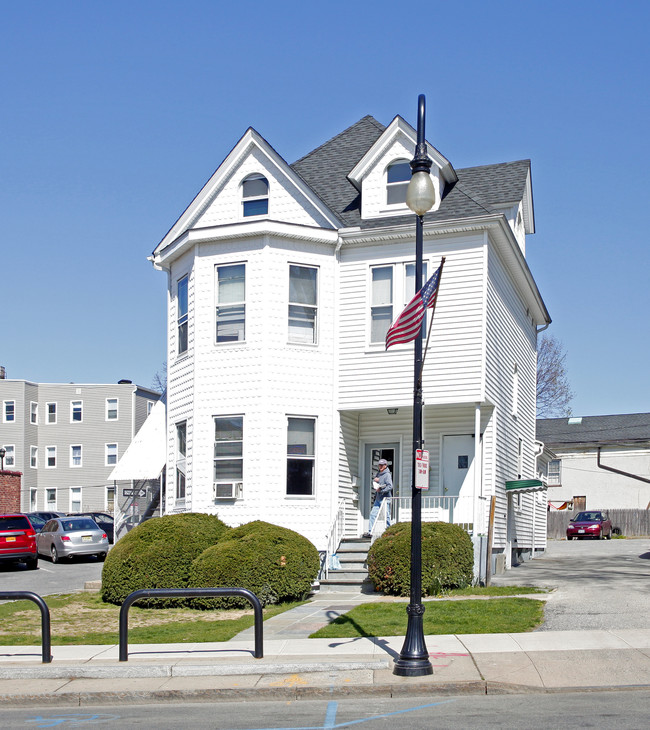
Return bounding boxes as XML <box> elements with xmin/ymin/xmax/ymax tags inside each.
<box><xmin>405</xmin><ymin>172</ymin><xmax>436</xmax><ymax>216</ymax></box>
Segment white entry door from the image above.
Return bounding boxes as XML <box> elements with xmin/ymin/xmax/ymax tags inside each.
<box><xmin>442</xmin><ymin>435</ymin><xmax>475</xmax><ymax>523</ymax></box>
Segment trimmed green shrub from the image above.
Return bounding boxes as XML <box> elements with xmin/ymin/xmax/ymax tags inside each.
<box><xmin>367</xmin><ymin>521</ymin><xmax>474</xmax><ymax>596</ymax></box>
<box><xmin>188</xmin><ymin>520</ymin><xmax>320</xmax><ymax>608</ymax></box>
<box><xmin>101</xmin><ymin>513</ymin><xmax>230</xmax><ymax>605</ymax></box>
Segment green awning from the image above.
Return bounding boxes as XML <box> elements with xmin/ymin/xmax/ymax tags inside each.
<box><xmin>505</xmin><ymin>479</ymin><xmax>545</xmax><ymax>493</ymax></box>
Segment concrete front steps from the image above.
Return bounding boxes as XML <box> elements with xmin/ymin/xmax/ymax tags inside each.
<box><xmin>318</xmin><ymin>537</ymin><xmax>375</xmax><ymax>593</ymax></box>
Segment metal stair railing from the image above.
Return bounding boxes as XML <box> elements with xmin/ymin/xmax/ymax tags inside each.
<box><xmin>324</xmin><ymin>498</ymin><xmax>347</xmax><ymax>579</ymax></box>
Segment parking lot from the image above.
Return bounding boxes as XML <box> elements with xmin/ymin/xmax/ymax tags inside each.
<box><xmin>0</xmin><ymin>553</ymin><xmax>105</xmax><ymax>596</ymax></box>
<box><xmin>491</xmin><ymin>538</ymin><xmax>650</xmax><ymax>631</ymax></box>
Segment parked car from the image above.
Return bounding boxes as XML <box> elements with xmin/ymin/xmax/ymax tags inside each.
<box><xmin>24</xmin><ymin>513</ymin><xmax>48</xmax><ymax>532</ymax></box>
<box><xmin>67</xmin><ymin>512</ymin><xmax>114</xmax><ymax>543</ymax></box>
<box><xmin>36</xmin><ymin>517</ymin><xmax>109</xmax><ymax>563</ymax></box>
<box><xmin>0</xmin><ymin>514</ymin><xmax>38</xmax><ymax>569</ymax></box>
<box><xmin>567</xmin><ymin>511</ymin><xmax>613</xmax><ymax>540</ymax></box>
<box><xmin>28</xmin><ymin>511</ymin><xmax>67</xmax><ymax>522</ymax></box>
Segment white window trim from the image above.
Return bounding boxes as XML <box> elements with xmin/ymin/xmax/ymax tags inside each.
<box><xmin>70</xmin><ymin>444</ymin><xmax>83</xmax><ymax>468</ymax></box>
<box><xmin>175</xmin><ymin>420</ymin><xmax>187</xmax><ymax>502</ymax></box>
<box><xmin>215</xmin><ymin>262</ymin><xmax>247</xmax><ymax>345</ymax></box>
<box><xmin>177</xmin><ymin>274</ymin><xmax>189</xmax><ymax>358</ymax></box>
<box><xmin>213</xmin><ymin>415</ymin><xmax>243</xmax><ymax>501</ymax></box>
<box><xmin>384</xmin><ymin>158</ymin><xmax>411</xmax><ymax>211</ymax></box>
<box><xmin>147</xmin><ymin>400</ymin><xmax>154</xmax><ymax>416</ymax></box>
<box><xmin>2</xmin><ymin>444</ymin><xmax>15</xmax><ymax>467</ymax></box>
<box><xmin>3</xmin><ymin>400</ymin><xmax>16</xmax><ymax>423</ymax></box>
<box><xmin>288</xmin><ymin>263</ymin><xmax>319</xmax><ymax>346</ymax></box>
<box><xmin>45</xmin><ymin>445</ymin><xmax>57</xmax><ymax>469</ymax></box>
<box><xmin>30</xmin><ymin>445</ymin><xmax>38</xmax><ymax>469</ymax></box>
<box><xmin>285</xmin><ymin>415</ymin><xmax>317</xmax><ymax>499</ymax></box>
<box><xmin>105</xmin><ymin>398</ymin><xmax>119</xmax><ymax>421</ymax></box>
<box><xmin>30</xmin><ymin>401</ymin><xmax>38</xmax><ymax>425</ymax></box>
<box><xmin>241</xmin><ymin>174</ymin><xmax>269</xmax><ymax>219</ymax></box>
<box><xmin>105</xmin><ymin>443</ymin><xmax>118</xmax><ymax>467</ymax></box>
<box><xmin>69</xmin><ymin>486</ymin><xmax>83</xmax><ymax>513</ymax></box>
<box><xmin>70</xmin><ymin>400</ymin><xmax>83</xmax><ymax>423</ymax></box>
<box><xmin>45</xmin><ymin>488</ymin><xmax>57</xmax><ymax>510</ymax></box>
<box><xmin>105</xmin><ymin>484</ymin><xmax>115</xmax><ymax>512</ymax></box>
<box><xmin>46</xmin><ymin>402</ymin><xmax>57</xmax><ymax>424</ymax></box>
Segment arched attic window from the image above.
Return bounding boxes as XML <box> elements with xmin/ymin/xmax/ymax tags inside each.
<box><xmin>242</xmin><ymin>174</ymin><xmax>269</xmax><ymax>217</ymax></box>
<box><xmin>386</xmin><ymin>159</ymin><xmax>411</xmax><ymax>205</ymax></box>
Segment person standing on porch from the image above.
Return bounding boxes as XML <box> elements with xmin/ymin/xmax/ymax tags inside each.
<box><xmin>364</xmin><ymin>459</ymin><xmax>393</xmax><ymax>537</ymax></box>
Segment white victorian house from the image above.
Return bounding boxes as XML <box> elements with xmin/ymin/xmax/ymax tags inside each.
<box><xmin>150</xmin><ymin>112</ymin><xmax>551</xmax><ymax>577</ymax></box>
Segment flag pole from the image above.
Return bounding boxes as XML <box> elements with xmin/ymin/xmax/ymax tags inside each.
<box><xmin>418</xmin><ymin>256</ymin><xmax>445</xmax><ymax>387</ymax></box>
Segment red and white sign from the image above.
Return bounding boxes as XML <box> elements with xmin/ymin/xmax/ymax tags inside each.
<box><xmin>415</xmin><ymin>449</ymin><xmax>429</xmax><ymax>489</ymax></box>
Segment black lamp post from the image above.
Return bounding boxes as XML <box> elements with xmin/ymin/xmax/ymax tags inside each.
<box><xmin>393</xmin><ymin>94</ymin><xmax>436</xmax><ymax>677</ymax></box>
<box><xmin>0</xmin><ymin>447</ymin><xmax>5</xmax><ymax>471</ymax></box>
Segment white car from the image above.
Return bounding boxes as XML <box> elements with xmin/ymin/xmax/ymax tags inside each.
<box><xmin>37</xmin><ymin>517</ymin><xmax>109</xmax><ymax>563</ymax></box>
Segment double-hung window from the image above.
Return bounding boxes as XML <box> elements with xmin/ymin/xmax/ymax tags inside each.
<box><xmin>548</xmin><ymin>459</ymin><xmax>562</xmax><ymax>485</ymax></box>
<box><xmin>30</xmin><ymin>402</ymin><xmax>38</xmax><ymax>424</ymax></box>
<box><xmin>106</xmin><ymin>443</ymin><xmax>118</xmax><ymax>466</ymax></box>
<box><xmin>3</xmin><ymin>401</ymin><xmax>15</xmax><ymax>423</ymax></box>
<box><xmin>71</xmin><ymin>445</ymin><xmax>82</xmax><ymax>467</ymax></box>
<box><xmin>177</xmin><ymin>276</ymin><xmax>189</xmax><ymax>356</ymax></box>
<box><xmin>106</xmin><ymin>398</ymin><xmax>118</xmax><ymax>421</ymax></box>
<box><xmin>70</xmin><ymin>487</ymin><xmax>82</xmax><ymax>513</ymax></box>
<box><xmin>176</xmin><ymin>422</ymin><xmax>186</xmax><ymax>501</ymax></box>
<box><xmin>46</xmin><ymin>488</ymin><xmax>56</xmax><ymax>509</ymax></box>
<box><xmin>30</xmin><ymin>446</ymin><xmax>38</xmax><ymax>468</ymax></box>
<box><xmin>47</xmin><ymin>403</ymin><xmax>57</xmax><ymax>424</ymax></box>
<box><xmin>213</xmin><ymin>416</ymin><xmax>243</xmax><ymax>499</ymax></box>
<box><xmin>286</xmin><ymin>417</ymin><xmax>315</xmax><ymax>496</ymax></box>
<box><xmin>3</xmin><ymin>445</ymin><xmax>15</xmax><ymax>467</ymax></box>
<box><xmin>370</xmin><ymin>266</ymin><xmax>393</xmax><ymax>343</ymax></box>
<box><xmin>288</xmin><ymin>265</ymin><xmax>318</xmax><ymax>344</ymax></box>
<box><xmin>386</xmin><ymin>160</ymin><xmax>411</xmax><ymax>205</ymax></box>
<box><xmin>46</xmin><ymin>446</ymin><xmax>56</xmax><ymax>468</ymax></box>
<box><xmin>71</xmin><ymin>401</ymin><xmax>83</xmax><ymax>423</ymax></box>
<box><xmin>242</xmin><ymin>175</ymin><xmax>269</xmax><ymax>217</ymax></box>
<box><xmin>216</xmin><ymin>264</ymin><xmax>245</xmax><ymax>343</ymax></box>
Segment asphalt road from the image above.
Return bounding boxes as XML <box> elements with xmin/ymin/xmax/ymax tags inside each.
<box><xmin>491</xmin><ymin>538</ymin><xmax>650</xmax><ymax>631</ymax></box>
<box><xmin>2</xmin><ymin>690</ymin><xmax>649</xmax><ymax>729</ymax></box>
<box><xmin>0</xmin><ymin>551</ymin><xmax>106</xmax><ymax>596</ymax></box>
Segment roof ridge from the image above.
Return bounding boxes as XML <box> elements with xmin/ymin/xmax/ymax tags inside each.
<box><xmin>456</xmin><ymin>159</ymin><xmax>531</xmax><ymax>174</ymax></box>
<box><xmin>291</xmin><ymin>115</ymin><xmax>385</xmax><ymax>166</ymax></box>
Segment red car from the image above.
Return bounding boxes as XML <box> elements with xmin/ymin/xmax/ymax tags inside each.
<box><xmin>0</xmin><ymin>514</ymin><xmax>39</xmax><ymax>569</ymax></box>
<box><xmin>566</xmin><ymin>511</ymin><xmax>613</xmax><ymax>540</ymax></box>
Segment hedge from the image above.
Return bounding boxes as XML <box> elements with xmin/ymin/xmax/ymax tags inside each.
<box><xmin>101</xmin><ymin>513</ymin><xmax>230</xmax><ymax>605</ymax></box>
<box><xmin>367</xmin><ymin>521</ymin><xmax>474</xmax><ymax>596</ymax></box>
<box><xmin>188</xmin><ymin>520</ymin><xmax>320</xmax><ymax>608</ymax></box>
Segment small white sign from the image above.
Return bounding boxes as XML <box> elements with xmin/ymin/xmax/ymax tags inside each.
<box><xmin>415</xmin><ymin>449</ymin><xmax>429</xmax><ymax>489</ymax></box>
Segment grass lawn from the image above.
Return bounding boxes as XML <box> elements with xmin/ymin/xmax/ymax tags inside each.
<box><xmin>309</xmin><ymin>598</ymin><xmax>545</xmax><ymax>638</ymax></box>
<box><xmin>0</xmin><ymin>592</ymin><xmax>303</xmax><ymax>646</ymax></box>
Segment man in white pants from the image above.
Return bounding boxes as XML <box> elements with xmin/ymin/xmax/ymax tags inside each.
<box><xmin>364</xmin><ymin>459</ymin><xmax>393</xmax><ymax>537</ymax></box>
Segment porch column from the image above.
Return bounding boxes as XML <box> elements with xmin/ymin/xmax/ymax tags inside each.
<box><xmin>473</xmin><ymin>402</ymin><xmax>482</xmax><ymax>535</ymax></box>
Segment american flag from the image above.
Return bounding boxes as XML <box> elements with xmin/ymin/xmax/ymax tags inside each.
<box><xmin>385</xmin><ymin>260</ymin><xmax>444</xmax><ymax>350</ymax></box>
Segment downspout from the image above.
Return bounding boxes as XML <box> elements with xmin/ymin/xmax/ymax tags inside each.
<box><xmin>597</xmin><ymin>447</ymin><xmax>650</xmax><ymax>485</ymax></box>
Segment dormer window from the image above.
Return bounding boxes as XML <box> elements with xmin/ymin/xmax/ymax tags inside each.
<box><xmin>386</xmin><ymin>160</ymin><xmax>411</xmax><ymax>205</ymax></box>
<box><xmin>242</xmin><ymin>174</ymin><xmax>269</xmax><ymax>217</ymax></box>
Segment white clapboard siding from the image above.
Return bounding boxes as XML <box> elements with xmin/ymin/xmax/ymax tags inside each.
<box><xmin>338</xmin><ymin>411</ymin><xmax>361</xmax><ymax>535</ymax></box>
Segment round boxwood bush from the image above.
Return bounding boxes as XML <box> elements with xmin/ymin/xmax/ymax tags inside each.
<box><xmin>188</xmin><ymin>520</ymin><xmax>320</xmax><ymax>608</ymax></box>
<box><xmin>367</xmin><ymin>521</ymin><xmax>474</xmax><ymax>596</ymax></box>
<box><xmin>101</xmin><ymin>513</ymin><xmax>230</xmax><ymax>605</ymax></box>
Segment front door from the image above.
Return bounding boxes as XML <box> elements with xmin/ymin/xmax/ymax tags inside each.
<box><xmin>362</xmin><ymin>444</ymin><xmax>399</xmax><ymax>533</ymax></box>
<box><xmin>442</xmin><ymin>435</ymin><xmax>475</xmax><ymax>523</ymax></box>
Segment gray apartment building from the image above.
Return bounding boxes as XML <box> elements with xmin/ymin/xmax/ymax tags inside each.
<box><xmin>0</xmin><ymin>378</ymin><xmax>160</xmax><ymax>513</ymax></box>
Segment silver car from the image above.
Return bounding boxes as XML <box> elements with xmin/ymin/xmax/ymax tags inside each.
<box><xmin>36</xmin><ymin>517</ymin><xmax>109</xmax><ymax>563</ymax></box>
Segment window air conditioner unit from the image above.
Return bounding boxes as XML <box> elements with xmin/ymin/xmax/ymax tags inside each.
<box><xmin>214</xmin><ymin>482</ymin><xmax>242</xmax><ymax>500</ymax></box>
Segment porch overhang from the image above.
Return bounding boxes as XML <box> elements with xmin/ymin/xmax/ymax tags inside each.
<box><xmin>505</xmin><ymin>479</ymin><xmax>545</xmax><ymax>493</ymax></box>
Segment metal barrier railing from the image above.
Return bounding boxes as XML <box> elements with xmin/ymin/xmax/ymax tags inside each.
<box><xmin>0</xmin><ymin>591</ymin><xmax>52</xmax><ymax>663</ymax></box>
<box><xmin>118</xmin><ymin>587</ymin><xmax>263</xmax><ymax>662</ymax></box>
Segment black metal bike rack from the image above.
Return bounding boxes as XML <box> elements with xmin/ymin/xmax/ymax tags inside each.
<box><xmin>0</xmin><ymin>591</ymin><xmax>52</xmax><ymax>663</ymax></box>
<box><xmin>118</xmin><ymin>587</ymin><xmax>263</xmax><ymax>662</ymax></box>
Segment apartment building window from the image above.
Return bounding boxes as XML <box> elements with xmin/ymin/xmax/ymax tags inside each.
<box><xmin>46</xmin><ymin>489</ymin><xmax>56</xmax><ymax>510</ymax></box>
<box><xmin>147</xmin><ymin>401</ymin><xmax>154</xmax><ymax>416</ymax></box>
<box><xmin>71</xmin><ymin>445</ymin><xmax>82</xmax><ymax>467</ymax></box>
<box><xmin>177</xmin><ymin>275</ymin><xmax>188</xmax><ymax>355</ymax></box>
<box><xmin>288</xmin><ymin>264</ymin><xmax>318</xmax><ymax>344</ymax></box>
<box><xmin>370</xmin><ymin>266</ymin><xmax>393</xmax><ymax>343</ymax></box>
<box><xmin>548</xmin><ymin>459</ymin><xmax>562</xmax><ymax>485</ymax></box>
<box><xmin>106</xmin><ymin>443</ymin><xmax>118</xmax><ymax>466</ymax></box>
<box><xmin>71</xmin><ymin>401</ymin><xmax>83</xmax><ymax>423</ymax></box>
<box><xmin>242</xmin><ymin>174</ymin><xmax>269</xmax><ymax>217</ymax></box>
<box><xmin>176</xmin><ymin>421</ymin><xmax>187</xmax><ymax>501</ymax></box>
<box><xmin>386</xmin><ymin>159</ymin><xmax>411</xmax><ymax>205</ymax></box>
<box><xmin>30</xmin><ymin>402</ymin><xmax>38</xmax><ymax>424</ymax></box>
<box><xmin>70</xmin><ymin>487</ymin><xmax>82</xmax><ymax>513</ymax></box>
<box><xmin>30</xmin><ymin>446</ymin><xmax>38</xmax><ymax>468</ymax></box>
<box><xmin>46</xmin><ymin>446</ymin><xmax>56</xmax><ymax>468</ymax></box>
<box><xmin>216</xmin><ymin>264</ymin><xmax>246</xmax><ymax>343</ymax></box>
<box><xmin>286</xmin><ymin>417</ymin><xmax>315</xmax><ymax>496</ymax></box>
<box><xmin>213</xmin><ymin>416</ymin><xmax>243</xmax><ymax>498</ymax></box>
<box><xmin>106</xmin><ymin>485</ymin><xmax>115</xmax><ymax>512</ymax></box>
<box><xmin>2</xmin><ymin>445</ymin><xmax>15</xmax><ymax>467</ymax></box>
<box><xmin>47</xmin><ymin>403</ymin><xmax>57</xmax><ymax>423</ymax></box>
<box><xmin>106</xmin><ymin>398</ymin><xmax>118</xmax><ymax>421</ymax></box>
<box><xmin>30</xmin><ymin>489</ymin><xmax>37</xmax><ymax>511</ymax></box>
<box><xmin>4</xmin><ymin>400</ymin><xmax>15</xmax><ymax>422</ymax></box>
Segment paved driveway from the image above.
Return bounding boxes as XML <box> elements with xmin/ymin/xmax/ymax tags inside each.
<box><xmin>491</xmin><ymin>538</ymin><xmax>650</xmax><ymax>631</ymax></box>
<box><xmin>0</xmin><ymin>553</ymin><xmax>105</xmax><ymax>597</ymax></box>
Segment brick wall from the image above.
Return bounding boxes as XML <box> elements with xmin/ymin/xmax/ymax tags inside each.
<box><xmin>0</xmin><ymin>471</ymin><xmax>22</xmax><ymax>512</ymax></box>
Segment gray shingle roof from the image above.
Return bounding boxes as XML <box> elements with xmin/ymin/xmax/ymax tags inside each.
<box><xmin>291</xmin><ymin>116</ymin><xmax>532</xmax><ymax>229</ymax></box>
<box><xmin>537</xmin><ymin>413</ymin><xmax>650</xmax><ymax>446</ymax></box>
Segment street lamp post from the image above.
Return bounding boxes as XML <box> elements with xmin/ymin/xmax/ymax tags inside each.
<box><xmin>0</xmin><ymin>447</ymin><xmax>5</xmax><ymax>471</ymax></box>
<box><xmin>393</xmin><ymin>94</ymin><xmax>436</xmax><ymax>677</ymax></box>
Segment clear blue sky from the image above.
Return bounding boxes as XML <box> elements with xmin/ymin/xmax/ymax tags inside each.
<box><xmin>2</xmin><ymin>1</ymin><xmax>648</xmax><ymax>417</ymax></box>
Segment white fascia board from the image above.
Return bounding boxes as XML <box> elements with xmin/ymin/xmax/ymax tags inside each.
<box><xmin>339</xmin><ymin>213</ymin><xmax>550</xmax><ymax>326</ymax></box>
<box><xmin>347</xmin><ymin>116</ymin><xmax>457</xmax><ymax>189</ymax></box>
<box><xmin>522</xmin><ymin>166</ymin><xmax>535</xmax><ymax>234</ymax></box>
<box><xmin>154</xmin><ymin>220</ymin><xmax>339</xmax><ymax>268</ymax></box>
<box><xmin>153</xmin><ymin>128</ymin><xmax>341</xmax><ymax>257</ymax></box>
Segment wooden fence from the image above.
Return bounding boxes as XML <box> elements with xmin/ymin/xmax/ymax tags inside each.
<box><xmin>548</xmin><ymin>509</ymin><xmax>650</xmax><ymax>539</ymax></box>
